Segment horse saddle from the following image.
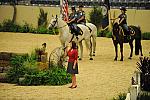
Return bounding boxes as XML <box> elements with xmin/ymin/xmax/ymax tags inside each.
<box><xmin>128</xmin><ymin>27</ymin><xmax>135</xmax><ymax>36</ymax></box>
<box><xmin>71</xmin><ymin>27</ymin><xmax>83</xmax><ymax>36</ymax></box>
<box><xmin>121</xmin><ymin>26</ymin><xmax>135</xmax><ymax>36</ymax></box>
<box><xmin>76</xmin><ymin>26</ymin><xmax>83</xmax><ymax>35</ymax></box>
<box><xmin>119</xmin><ymin>26</ymin><xmax>135</xmax><ymax>43</ymax></box>
<box><xmin>69</xmin><ymin>26</ymin><xmax>83</xmax><ymax>36</ymax></box>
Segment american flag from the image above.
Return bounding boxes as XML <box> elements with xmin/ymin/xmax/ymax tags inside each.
<box><xmin>62</xmin><ymin>0</ymin><xmax>69</xmax><ymax>21</ymax></box>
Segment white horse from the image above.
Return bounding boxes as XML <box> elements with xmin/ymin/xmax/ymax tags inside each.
<box><xmin>85</xmin><ymin>23</ymin><xmax>97</xmax><ymax>56</ymax></box>
<box><xmin>48</xmin><ymin>15</ymin><xmax>97</xmax><ymax>60</ymax></box>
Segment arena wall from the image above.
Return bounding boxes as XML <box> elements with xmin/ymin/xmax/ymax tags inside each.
<box><xmin>0</xmin><ymin>5</ymin><xmax>150</xmax><ymax>32</ymax></box>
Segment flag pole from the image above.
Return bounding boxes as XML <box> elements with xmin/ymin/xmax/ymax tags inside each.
<box><xmin>60</xmin><ymin>0</ymin><xmax>63</xmax><ymax>18</ymax></box>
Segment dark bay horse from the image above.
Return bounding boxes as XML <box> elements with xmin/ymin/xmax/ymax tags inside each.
<box><xmin>112</xmin><ymin>22</ymin><xmax>143</xmax><ymax>61</ymax></box>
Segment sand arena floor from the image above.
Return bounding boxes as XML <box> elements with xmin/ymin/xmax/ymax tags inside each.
<box><xmin>0</xmin><ymin>32</ymin><xmax>149</xmax><ymax>100</ymax></box>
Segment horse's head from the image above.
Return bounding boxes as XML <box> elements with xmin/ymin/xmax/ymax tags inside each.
<box><xmin>48</xmin><ymin>15</ymin><xmax>58</xmax><ymax>29</ymax></box>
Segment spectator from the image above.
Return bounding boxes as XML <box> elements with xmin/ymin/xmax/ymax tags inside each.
<box><xmin>65</xmin><ymin>41</ymin><xmax>78</xmax><ymax>89</ymax></box>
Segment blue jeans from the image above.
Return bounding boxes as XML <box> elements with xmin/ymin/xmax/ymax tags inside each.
<box><xmin>123</xmin><ymin>24</ymin><xmax>129</xmax><ymax>31</ymax></box>
<box><xmin>69</xmin><ymin>24</ymin><xmax>79</xmax><ymax>36</ymax></box>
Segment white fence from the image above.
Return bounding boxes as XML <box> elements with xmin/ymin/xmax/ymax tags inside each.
<box><xmin>125</xmin><ymin>71</ymin><xmax>141</xmax><ymax>100</ymax></box>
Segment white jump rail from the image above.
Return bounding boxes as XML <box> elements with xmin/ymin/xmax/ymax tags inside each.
<box><xmin>125</xmin><ymin>71</ymin><xmax>141</xmax><ymax>100</ymax></box>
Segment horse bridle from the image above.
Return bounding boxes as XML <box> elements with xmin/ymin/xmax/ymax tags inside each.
<box><xmin>50</xmin><ymin>18</ymin><xmax>58</xmax><ymax>28</ymax></box>
<box><xmin>50</xmin><ymin>17</ymin><xmax>68</xmax><ymax>29</ymax></box>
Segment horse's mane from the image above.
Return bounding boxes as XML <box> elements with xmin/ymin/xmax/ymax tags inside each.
<box><xmin>113</xmin><ymin>22</ymin><xmax>119</xmax><ymax>35</ymax></box>
<box><xmin>113</xmin><ymin>23</ymin><xmax>119</xmax><ymax>30</ymax></box>
<box><xmin>58</xmin><ymin>18</ymin><xmax>68</xmax><ymax>27</ymax></box>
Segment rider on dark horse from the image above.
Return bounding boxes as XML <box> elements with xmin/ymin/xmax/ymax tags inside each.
<box><xmin>67</xmin><ymin>6</ymin><xmax>81</xmax><ymax>39</ymax></box>
<box><xmin>111</xmin><ymin>6</ymin><xmax>131</xmax><ymax>40</ymax></box>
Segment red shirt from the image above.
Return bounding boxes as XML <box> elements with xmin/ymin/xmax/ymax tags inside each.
<box><xmin>67</xmin><ymin>49</ymin><xmax>78</xmax><ymax>62</ymax></box>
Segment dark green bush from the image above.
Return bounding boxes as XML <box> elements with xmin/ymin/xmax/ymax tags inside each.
<box><xmin>97</xmin><ymin>28</ymin><xmax>110</xmax><ymax>37</ymax></box>
<box><xmin>112</xmin><ymin>93</ymin><xmax>126</xmax><ymax>100</ymax></box>
<box><xmin>35</xmin><ymin>27</ymin><xmax>56</xmax><ymax>34</ymax></box>
<box><xmin>19</xmin><ymin>67</ymin><xmax>71</xmax><ymax>86</ymax></box>
<box><xmin>18</xmin><ymin>23</ymin><xmax>31</xmax><ymax>33</ymax></box>
<box><xmin>0</xmin><ymin>19</ymin><xmax>56</xmax><ymax>34</ymax></box>
<box><xmin>6</xmin><ymin>54</ymin><xmax>29</xmax><ymax>83</ymax></box>
<box><xmin>38</xmin><ymin>8</ymin><xmax>48</xmax><ymax>27</ymax></box>
<box><xmin>0</xmin><ymin>23</ymin><xmax>3</xmax><ymax>31</ymax></box>
<box><xmin>1</xmin><ymin>19</ymin><xmax>19</xmax><ymax>32</ymax></box>
<box><xmin>106</xmin><ymin>31</ymin><xmax>112</xmax><ymax>38</ymax></box>
<box><xmin>137</xmin><ymin>91</ymin><xmax>150</xmax><ymax>100</ymax></box>
<box><xmin>6</xmin><ymin>52</ymin><xmax>38</xmax><ymax>83</ymax></box>
<box><xmin>53</xmin><ymin>28</ymin><xmax>59</xmax><ymax>35</ymax></box>
<box><xmin>88</xmin><ymin>6</ymin><xmax>103</xmax><ymax>29</ymax></box>
<box><xmin>142</xmin><ymin>32</ymin><xmax>150</xmax><ymax>40</ymax></box>
<box><xmin>36</xmin><ymin>26</ymin><xmax>48</xmax><ymax>34</ymax></box>
<box><xmin>6</xmin><ymin>51</ymin><xmax>71</xmax><ymax>86</ymax></box>
<box><xmin>137</xmin><ymin>57</ymin><xmax>150</xmax><ymax>91</ymax></box>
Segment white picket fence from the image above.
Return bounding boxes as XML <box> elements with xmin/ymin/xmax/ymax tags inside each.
<box><xmin>125</xmin><ymin>71</ymin><xmax>141</xmax><ymax>100</ymax></box>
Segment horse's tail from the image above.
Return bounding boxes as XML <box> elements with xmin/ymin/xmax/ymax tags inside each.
<box><xmin>134</xmin><ymin>26</ymin><xmax>142</xmax><ymax>55</ymax></box>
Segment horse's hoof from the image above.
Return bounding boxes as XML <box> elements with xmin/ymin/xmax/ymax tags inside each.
<box><xmin>114</xmin><ymin>58</ymin><xmax>117</xmax><ymax>61</ymax></box>
<box><xmin>78</xmin><ymin>58</ymin><xmax>82</xmax><ymax>60</ymax></box>
<box><xmin>90</xmin><ymin>58</ymin><xmax>93</xmax><ymax>60</ymax></box>
<box><xmin>120</xmin><ymin>59</ymin><xmax>123</xmax><ymax>61</ymax></box>
<box><xmin>128</xmin><ymin>57</ymin><xmax>132</xmax><ymax>59</ymax></box>
<box><xmin>93</xmin><ymin>54</ymin><xmax>95</xmax><ymax>56</ymax></box>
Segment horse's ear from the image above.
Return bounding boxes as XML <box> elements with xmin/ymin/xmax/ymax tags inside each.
<box><xmin>56</xmin><ymin>15</ymin><xmax>58</xmax><ymax>18</ymax></box>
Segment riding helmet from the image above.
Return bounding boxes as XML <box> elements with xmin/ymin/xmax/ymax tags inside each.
<box><xmin>120</xmin><ymin>6</ymin><xmax>127</xmax><ymax>11</ymax></box>
<box><xmin>71</xmin><ymin>6</ymin><xmax>76</xmax><ymax>10</ymax></box>
<box><xmin>79</xmin><ymin>4</ymin><xmax>83</xmax><ymax>8</ymax></box>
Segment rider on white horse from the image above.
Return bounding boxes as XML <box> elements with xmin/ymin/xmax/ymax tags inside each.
<box><xmin>77</xmin><ymin>5</ymin><xmax>92</xmax><ymax>33</ymax></box>
<box><xmin>77</xmin><ymin>5</ymin><xmax>86</xmax><ymax>25</ymax></box>
<box><xmin>67</xmin><ymin>6</ymin><xmax>81</xmax><ymax>39</ymax></box>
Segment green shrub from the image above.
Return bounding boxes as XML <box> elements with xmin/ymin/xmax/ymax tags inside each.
<box><xmin>106</xmin><ymin>31</ymin><xmax>112</xmax><ymax>38</ymax></box>
<box><xmin>88</xmin><ymin>6</ymin><xmax>103</xmax><ymax>29</ymax></box>
<box><xmin>36</xmin><ymin>26</ymin><xmax>48</xmax><ymax>34</ymax></box>
<box><xmin>6</xmin><ymin>51</ymin><xmax>71</xmax><ymax>86</ymax></box>
<box><xmin>137</xmin><ymin>91</ymin><xmax>150</xmax><ymax>100</ymax></box>
<box><xmin>97</xmin><ymin>28</ymin><xmax>110</xmax><ymax>37</ymax></box>
<box><xmin>54</xmin><ymin>28</ymin><xmax>59</xmax><ymax>35</ymax></box>
<box><xmin>38</xmin><ymin>8</ymin><xmax>48</xmax><ymax>27</ymax></box>
<box><xmin>1</xmin><ymin>19</ymin><xmax>20</xmax><ymax>32</ymax></box>
<box><xmin>6</xmin><ymin>52</ymin><xmax>37</xmax><ymax>83</ymax></box>
<box><xmin>0</xmin><ymin>23</ymin><xmax>3</xmax><ymax>31</ymax></box>
<box><xmin>47</xmin><ymin>28</ymin><xmax>55</xmax><ymax>35</ymax></box>
<box><xmin>6</xmin><ymin>54</ymin><xmax>29</xmax><ymax>83</ymax></box>
<box><xmin>19</xmin><ymin>67</ymin><xmax>71</xmax><ymax>86</ymax></box>
<box><xmin>35</xmin><ymin>27</ymin><xmax>56</xmax><ymax>34</ymax></box>
<box><xmin>47</xmin><ymin>67</ymin><xmax>71</xmax><ymax>85</ymax></box>
<box><xmin>18</xmin><ymin>23</ymin><xmax>31</xmax><ymax>33</ymax></box>
<box><xmin>0</xmin><ymin>19</ymin><xmax>56</xmax><ymax>34</ymax></box>
<box><xmin>0</xmin><ymin>20</ymin><xmax>34</xmax><ymax>33</ymax></box>
<box><xmin>142</xmin><ymin>32</ymin><xmax>150</xmax><ymax>40</ymax></box>
<box><xmin>112</xmin><ymin>93</ymin><xmax>126</xmax><ymax>100</ymax></box>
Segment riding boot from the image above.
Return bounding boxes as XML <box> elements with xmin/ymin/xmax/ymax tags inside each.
<box><xmin>75</xmin><ymin>32</ymin><xmax>79</xmax><ymax>40</ymax></box>
<box><xmin>75</xmin><ymin>29</ymin><xmax>80</xmax><ymax>40</ymax></box>
<box><xmin>76</xmin><ymin>36</ymin><xmax>79</xmax><ymax>40</ymax></box>
<box><xmin>127</xmin><ymin>30</ymin><xmax>131</xmax><ymax>40</ymax></box>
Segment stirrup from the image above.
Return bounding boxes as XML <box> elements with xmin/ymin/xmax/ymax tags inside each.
<box><xmin>76</xmin><ymin>36</ymin><xmax>78</xmax><ymax>40</ymax></box>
